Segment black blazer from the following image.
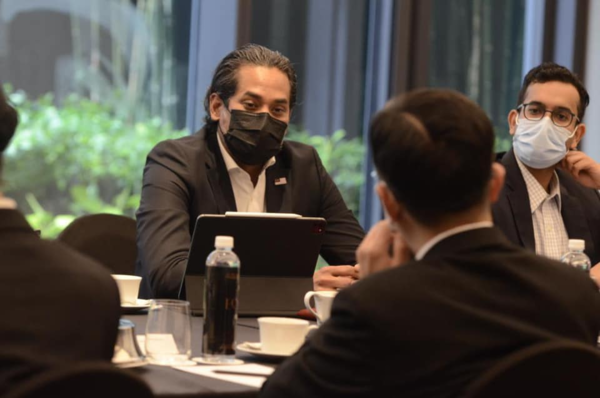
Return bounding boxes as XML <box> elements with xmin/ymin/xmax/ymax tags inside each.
<box><xmin>135</xmin><ymin>127</ymin><xmax>365</xmax><ymax>298</ymax></box>
<box><xmin>0</xmin><ymin>210</ymin><xmax>120</xmax><ymax>394</ymax></box>
<box><xmin>260</xmin><ymin>228</ymin><xmax>600</xmax><ymax>398</ymax></box>
<box><xmin>493</xmin><ymin>149</ymin><xmax>600</xmax><ymax>264</ymax></box>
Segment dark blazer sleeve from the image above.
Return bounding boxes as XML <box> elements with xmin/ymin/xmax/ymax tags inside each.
<box><xmin>311</xmin><ymin>147</ymin><xmax>365</xmax><ymax>265</ymax></box>
<box><xmin>260</xmin><ymin>291</ymin><xmax>377</xmax><ymax>398</ymax></box>
<box><xmin>558</xmin><ymin>170</ymin><xmax>600</xmax><ymax>265</ymax></box>
<box><xmin>136</xmin><ymin>139</ymin><xmax>194</xmax><ymax>298</ymax></box>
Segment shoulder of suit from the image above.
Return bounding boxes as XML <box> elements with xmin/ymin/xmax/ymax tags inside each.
<box><xmin>282</xmin><ymin>139</ymin><xmax>316</xmax><ymax>153</ymax></box>
<box><xmin>341</xmin><ymin>261</ymin><xmax>423</xmax><ymax>300</ymax></box>
<box><xmin>279</xmin><ymin>140</ymin><xmax>320</xmax><ymax>165</ymax></box>
<box><xmin>536</xmin><ymin>252</ymin><xmax>600</xmax><ymax>292</ymax></box>
<box><xmin>24</xmin><ymin>238</ymin><xmax>119</xmax><ymax>290</ymax></box>
<box><xmin>151</xmin><ymin>130</ymin><xmax>205</xmax><ymax>151</ymax></box>
<box><xmin>149</xmin><ymin>129</ymin><xmax>210</xmax><ymax>161</ymax></box>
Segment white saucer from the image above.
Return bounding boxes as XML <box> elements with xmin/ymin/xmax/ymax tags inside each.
<box><xmin>113</xmin><ymin>357</ymin><xmax>148</xmax><ymax>369</ymax></box>
<box><xmin>236</xmin><ymin>342</ymin><xmax>291</xmax><ymax>359</ymax></box>
<box><xmin>193</xmin><ymin>357</ymin><xmax>245</xmax><ymax>365</ymax></box>
<box><xmin>121</xmin><ymin>299</ymin><xmax>151</xmax><ymax>310</ymax></box>
<box><xmin>147</xmin><ymin>358</ymin><xmax>197</xmax><ymax>367</ymax></box>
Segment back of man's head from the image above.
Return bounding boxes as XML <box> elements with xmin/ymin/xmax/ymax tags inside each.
<box><xmin>369</xmin><ymin>89</ymin><xmax>495</xmax><ymax>226</ymax></box>
<box><xmin>0</xmin><ymin>86</ymin><xmax>18</xmax><ymax>177</ymax></box>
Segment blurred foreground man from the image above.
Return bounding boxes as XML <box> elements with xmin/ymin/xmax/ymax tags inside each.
<box><xmin>136</xmin><ymin>44</ymin><xmax>364</xmax><ymax>298</ymax></box>
<box><xmin>260</xmin><ymin>89</ymin><xmax>600</xmax><ymax>398</ymax></box>
<box><xmin>493</xmin><ymin>62</ymin><xmax>600</xmax><ymax>278</ymax></box>
<box><xmin>0</xmin><ymin>86</ymin><xmax>120</xmax><ymax>394</ymax></box>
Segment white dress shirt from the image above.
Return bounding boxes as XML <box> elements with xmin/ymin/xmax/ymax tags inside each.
<box><xmin>516</xmin><ymin>156</ymin><xmax>569</xmax><ymax>260</ymax></box>
<box><xmin>216</xmin><ymin>134</ymin><xmax>276</xmax><ymax>212</ymax></box>
<box><xmin>415</xmin><ymin>221</ymin><xmax>494</xmax><ymax>260</ymax></box>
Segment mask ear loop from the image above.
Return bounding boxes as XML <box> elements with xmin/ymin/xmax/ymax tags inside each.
<box><xmin>567</xmin><ymin>124</ymin><xmax>579</xmax><ymax>151</ymax></box>
<box><xmin>566</xmin><ymin>124</ymin><xmax>578</xmax><ymax>139</ymax></box>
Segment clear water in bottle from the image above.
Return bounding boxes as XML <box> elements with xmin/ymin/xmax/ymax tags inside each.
<box><xmin>560</xmin><ymin>239</ymin><xmax>591</xmax><ymax>273</ymax></box>
<box><xmin>202</xmin><ymin>236</ymin><xmax>240</xmax><ymax>363</ymax></box>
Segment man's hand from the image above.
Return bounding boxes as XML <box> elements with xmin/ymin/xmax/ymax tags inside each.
<box><xmin>313</xmin><ymin>265</ymin><xmax>359</xmax><ymax>291</ymax></box>
<box><xmin>590</xmin><ymin>263</ymin><xmax>600</xmax><ymax>288</ymax></box>
<box><xmin>560</xmin><ymin>150</ymin><xmax>600</xmax><ymax>189</ymax></box>
<box><xmin>356</xmin><ymin>220</ymin><xmax>413</xmax><ymax>280</ymax></box>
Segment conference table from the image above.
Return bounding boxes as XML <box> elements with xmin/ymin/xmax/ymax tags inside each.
<box><xmin>124</xmin><ymin>314</ymin><xmax>287</xmax><ymax>398</ymax></box>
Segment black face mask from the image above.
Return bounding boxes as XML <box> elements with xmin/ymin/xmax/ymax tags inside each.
<box><xmin>221</xmin><ymin>109</ymin><xmax>288</xmax><ymax>166</ymax></box>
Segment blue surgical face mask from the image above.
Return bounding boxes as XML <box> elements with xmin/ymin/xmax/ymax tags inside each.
<box><xmin>512</xmin><ymin>115</ymin><xmax>578</xmax><ymax>169</ymax></box>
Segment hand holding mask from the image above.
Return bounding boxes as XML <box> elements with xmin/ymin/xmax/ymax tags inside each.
<box><xmin>560</xmin><ymin>150</ymin><xmax>600</xmax><ymax>189</ymax></box>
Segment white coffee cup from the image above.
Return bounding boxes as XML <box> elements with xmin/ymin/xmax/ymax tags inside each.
<box><xmin>111</xmin><ymin>275</ymin><xmax>142</xmax><ymax>305</ymax></box>
<box><xmin>304</xmin><ymin>290</ymin><xmax>338</xmax><ymax>324</ymax></box>
<box><xmin>257</xmin><ymin>317</ymin><xmax>317</xmax><ymax>355</ymax></box>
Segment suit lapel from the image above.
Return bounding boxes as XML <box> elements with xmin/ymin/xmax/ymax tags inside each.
<box><xmin>559</xmin><ymin>172</ymin><xmax>595</xmax><ymax>256</ymax></box>
<box><xmin>265</xmin><ymin>160</ymin><xmax>291</xmax><ymax>213</ymax></box>
<box><xmin>205</xmin><ymin>132</ymin><xmax>237</xmax><ymax>213</ymax></box>
<box><xmin>503</xmin><ymin>150</ymin><xmax>536</xmax><ymax>251</ymax></box>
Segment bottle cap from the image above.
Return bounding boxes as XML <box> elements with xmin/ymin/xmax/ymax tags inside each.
<box><xmin>215</xmin><ymin>235</ymin><xmax>234</xmax><ymax>248</ymax></box>
<box><xmin>567</xmin><ymin>239</ymin><xmax>585</xmax><ymax>251</ymax></box>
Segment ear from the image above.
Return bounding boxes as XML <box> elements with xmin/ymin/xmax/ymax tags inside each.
<box><xmin>376</xmin><ymin>182</ymin><xmax>403</xmax><ymax>223</ymax></box>
<box><xmin>209</xmin><ymin>93</ymin><xmax>224</xmax><ymax>121</ymax></box>
<box><xmin>507</xmin><ymin>109</ymin><xmax>518</xmax><ymax>136</ymax></box>
<box><xmin>570</xmin><ymin>123</ymin><xmax>586</xmax><ymax>150</ymax></box>
<box><xmin>488</xmin><ymin>162</ymin><xmax>506</xmax><ymax>204</ymax></box>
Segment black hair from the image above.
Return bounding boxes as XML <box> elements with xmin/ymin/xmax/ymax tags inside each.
<box><xmin>203</xmin><ymin>43</ymin><xmax>297</xmax><ymax>133</ymax></box>
<box><xmin>369</xmin><ymin>89</ymin><xmax>495</xmax><ymax>226</ymax></box>
<box><xmin>0</xmin><ymin>85</ymin><xmax>18</xmax><ymax>176</ymax></box>
<box><xmin>517</xmin><ymin>62</ymin><xmax>590</xmax><ymax>120</ymax></box>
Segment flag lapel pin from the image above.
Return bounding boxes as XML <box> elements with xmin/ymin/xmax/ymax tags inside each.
<box><xmin>274</xmin><ymin>177</ymin><xmax>287</xmax><ymax>186</ymax></box>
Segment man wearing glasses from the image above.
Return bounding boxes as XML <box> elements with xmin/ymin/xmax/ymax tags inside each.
<box><xmin>493</xmin><ymin>62</ymin><xmax>600</xmax><ymax>279</ymax></box>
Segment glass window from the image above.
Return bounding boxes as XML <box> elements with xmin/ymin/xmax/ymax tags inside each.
<box><xmin>247</xmin><ymin>0</ymin><xmax>369</xmax><ymax>219</ymax></box>
<box><xmin>428</xmin><ymin>0</ymin><xmax>526</xmax><ymax>151</ymax></box>
<box><xmin>1</xmin><ymin>0</ymin><xmax>191</xmax><ymax>237</ymax></box>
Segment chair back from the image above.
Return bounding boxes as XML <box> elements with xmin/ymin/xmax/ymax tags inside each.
<box><xmin>463</xmin><ymin>339</ymin><xmax>600</xmax><ymax>398</ymax></box>
<box><xmin>57</xmin><ymin>213</ymin><xmax>137</xmax><ymax>274</ymax></box>
<box><xmin>4</xmin><ymin>362</ymin><xmax>153</xmax><ymax>398</ymax></box>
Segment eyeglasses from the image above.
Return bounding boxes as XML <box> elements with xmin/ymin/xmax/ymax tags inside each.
<box><xmin>517</xmin><ymin>102</ymin><xmax>580</xmax><ymax>128</ymax></box>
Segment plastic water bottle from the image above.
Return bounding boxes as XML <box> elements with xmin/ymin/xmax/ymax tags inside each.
<box><xmin>560</xmin><ymin>239</ymin><xmax>591</xmax><ymax>273</ymax></box>
<box><xmin>201</xmin><ymin>236</ymin><xmax>240</xmax><ymax>363</ymax></box>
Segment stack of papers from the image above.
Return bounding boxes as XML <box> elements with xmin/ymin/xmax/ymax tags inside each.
<box><xmin>174</xmin><ymin>363</ymin><xmax>274</xmax><ymax>388</ymax></box>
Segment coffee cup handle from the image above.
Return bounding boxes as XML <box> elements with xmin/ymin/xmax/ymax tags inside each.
<box><xmin>303</xmin><ymin>291</ymin><xmax>321</xmax><ymax>322</ymax></box>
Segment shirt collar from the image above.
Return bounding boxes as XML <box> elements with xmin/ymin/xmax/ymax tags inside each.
<box><xmin>415</xmin><ymin>221</ymin><xmax>494</xmax><ymax>260</ymax></box>
<box><xmin>216</xmin><ymin>132</ymin><xmax>276</xmax><ymax>172</ymax></box>
<box><xmin>0</xmin><ymin>195</ymin><xmax>17</xmax><ymax>209</ymax></box>
<box><xmin>515</xmin><ymin>155</ymin><xmax>562</xmax><ymax>213</ymax></box>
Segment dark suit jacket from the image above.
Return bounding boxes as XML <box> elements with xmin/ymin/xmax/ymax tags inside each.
<box><xmin>493</xmin><ymin>149</ymin><xmax>600</xmax><ymax>265</ymax></box>
<box><xmin>0</xmin><ymin>209</ymin><xmax>121</xmax><ymax>394</ymax></box>
<box><xmin>260</xmin><ymin>227</ymin><xmax>600</xmax><ymax>398</ymax></box>
<box><xmin>135</xmin><ymin>127</ymin><xmax>365</xmax><ymax>298</ymax></box>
